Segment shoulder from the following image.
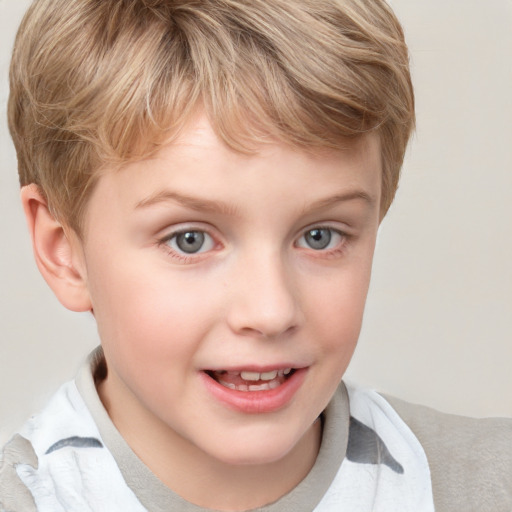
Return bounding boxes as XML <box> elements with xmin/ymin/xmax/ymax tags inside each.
<box><xmin>383</xmin><ymin>393</ymin><xmax>512</xmax><ymax>512</ymax></box>
<box><xmin>0</xmin><ymin>434</ymin><xmax>39</xmax><ymax>512</ymax></box>
<box><xmin>0</xmin><ymin>381</ymin><xmax>101</xmax><ymax>511</ymax></box>
<box><xmin>0</xmin><ymin>379</ymin><xmax>145</xmax><ymax>511</ymax></box>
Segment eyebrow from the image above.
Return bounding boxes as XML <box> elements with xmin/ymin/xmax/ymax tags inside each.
<box><xmin>302</xmin><ymin>190</ymin><xmax>377</xmax><ymax>214</ymax></box>
<box><xmin>135</xmin><ymin>188</ymin><xmax>376</xmax><ymax>216</ymax></box>
<box><xmin>135</xmin><ymin>190</ymin><xmax>239</xmax><ymax>216</ymax></box>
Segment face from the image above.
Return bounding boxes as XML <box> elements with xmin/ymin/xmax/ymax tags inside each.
<box><xmin>78</xmin><ymin>115</ymin><xmax>381</xmax><ymax>472</ymax></box>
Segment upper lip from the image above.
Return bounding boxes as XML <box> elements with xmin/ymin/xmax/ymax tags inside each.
<box><xmin>203</xmin><ymin>364</ymin><xmax>306</xmax><ymax>373</ymax></box>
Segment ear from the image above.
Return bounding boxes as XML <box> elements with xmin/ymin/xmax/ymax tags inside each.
<box><xmin>21</xmin><ymin>184</ymin><xmax>92</xmax><ymax>312</ymax></box>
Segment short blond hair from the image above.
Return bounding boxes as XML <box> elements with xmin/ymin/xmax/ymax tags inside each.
<box><xmin>9</xmin><ymin>0</ymin><xmax>414</xmax><ymax>233</ymax></box>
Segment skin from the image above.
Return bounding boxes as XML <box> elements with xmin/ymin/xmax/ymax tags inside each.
<box><xmin>22</xmin><ymin>115</ymin><xmax>382</xmax><ymax>510</ymax></box>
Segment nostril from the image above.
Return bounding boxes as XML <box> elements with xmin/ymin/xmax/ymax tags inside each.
<box><xmin>226</xmin><ymin>273</ymin><xmax>300</xmax><ymax>338</ymax></box>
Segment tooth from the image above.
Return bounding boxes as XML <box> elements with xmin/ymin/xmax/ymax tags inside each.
<box><xmin>248</xmin><ymin>383</ymin><xmax>270</xmax><ymax>391</ymax></box>
<box><xmin>222</xmin><ymin>382</ymin><xmax>236</xmax><ymax>390</ymax></box>
<box><xmin>284</xmin><ymin>368</ymin><xmax>292</xmax><ymax>375</ymax></box>
<box><xmin>260</xmin><ymin>370</ymin><xmax>278</xmax><ymax>381</ymax></box>
<box><xmin>269</xmin><ymin>380</ymin><xmax>280</xmax><ymax>389</ymax></box>
<box><xmin>241</xmin><ymin>371</ymin><xmax>260</xmax><ymax>381</ymax></box>
<box><xmin>237</xmin><ymin>384</ymin><xmax>249</xmax><ymax>392</ymax></box>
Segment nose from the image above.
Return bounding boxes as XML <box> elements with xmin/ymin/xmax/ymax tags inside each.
<box><xmin>226</xmin><ymin>251</ymin><xmax>301</xmax><ymax>339</ymax></box>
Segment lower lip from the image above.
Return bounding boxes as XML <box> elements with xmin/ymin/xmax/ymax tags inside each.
<box><xmin>200</xmin><ymin>368</ymin><xmax>307</xmax><ymax>414</ymax></box>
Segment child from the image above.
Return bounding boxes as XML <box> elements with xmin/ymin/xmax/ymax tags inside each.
<box><xmin>1</xmin><ymin>0</ymin><xmax>510</xmax><ymax>511</ymax></box>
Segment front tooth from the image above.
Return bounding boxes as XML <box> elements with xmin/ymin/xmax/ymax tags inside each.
<box><xmin>241</xmin><ymin>371</ymin><xmax>260</xmax><ymax>381</ymax></box>
<box><xmin>248</xmin><ymin>383</ymin><xmax>271</xmax><ymax>391</ymax></box>
<box><xmin>260</xmin><ymin>370</ymin><xmax>278</xmax><ymax>381</ymax></box>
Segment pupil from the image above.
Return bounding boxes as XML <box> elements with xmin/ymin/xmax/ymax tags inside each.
<box><xmin>177</xmin><ymin>231</ymin><xmax>205</xmax><ymax>253</ymax></box>
<box><xmin>306</xmin><ymin>228</ymin><xmax>331</xmax><ymax>250</ymax></box>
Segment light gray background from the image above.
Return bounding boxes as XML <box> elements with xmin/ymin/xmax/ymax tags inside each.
<box><xmin>1</xmin><ymin>0</ymin><xmax>511</xmax><ymax>445</ymax></box>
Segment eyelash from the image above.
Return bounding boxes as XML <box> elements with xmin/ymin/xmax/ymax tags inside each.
<box><xmin>157</xmin><ymin>225</ymin><xmax>350</xmax><ymax>263</ymax></box>
<box><xmin>295</xmin><ymin>226</ymin><xmax>349</xmax><ymax>258</ymax></box>
<box><xmin>157</xmin><ymin>227</ymin><xmax>219</xmax><ymax>263</ymax></box>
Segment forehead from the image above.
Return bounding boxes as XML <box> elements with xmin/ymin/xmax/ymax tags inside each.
<box><xmin>84</xmin><ymin>115</ymin><xmax>381</xmax><ymax>232</ymax></box>
<box><xmin>171</xmin><ymin>113</ymin><xmax>380</xmax><ymax>161</ymax></box>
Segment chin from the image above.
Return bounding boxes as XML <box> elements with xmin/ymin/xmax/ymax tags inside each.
<box><xmin>203</xmin><ymin>425</ymin><xmax>307</xmax><ymax>467</ymax></box>
<box><xmin>213</xmin><ymin>447</ymin><xmax>290</xmax><ymax>467</ymax></box>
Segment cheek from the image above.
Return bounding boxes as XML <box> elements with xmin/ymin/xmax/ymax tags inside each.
<box><xmin>308</xmin><ymin>262</ymin><xmax>372</xmax><ymax>353</ymax></box>
<box><xmin>88</xmin><ymin>257</ymin><xmax>219</xmax><ymax>359</ymax></box>
<box><xmin>89</xmin><ymin>267</ymin><xmax>212</xmax><ymax>404</ymax></box>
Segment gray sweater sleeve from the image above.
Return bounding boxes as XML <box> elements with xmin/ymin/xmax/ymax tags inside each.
<box><xmin>383</xmin><ymin>394</ymin><xmax>512</xmax><ymax>512</ymax></box>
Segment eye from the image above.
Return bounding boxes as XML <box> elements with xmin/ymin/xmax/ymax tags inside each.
<box><xmin>297</xmin><ymin>227</ymin><xmax>343</xmax><ymax>251</ymax></box>
<box><xmin>166</xmin><ymin>230</ymin><xmax>215</xmax><ymax>255</ymax></box>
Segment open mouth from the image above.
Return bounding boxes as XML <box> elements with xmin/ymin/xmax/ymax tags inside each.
<box><xmin>205</xmin><ymin>368</ymin><xmax>296</xmax><ymax>392</ymax></box>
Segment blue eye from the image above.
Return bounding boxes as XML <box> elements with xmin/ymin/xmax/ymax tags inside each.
<box><xmin>167</xmin><ymin>230</ymin><xmax>214</xmax><ymax>254</ymax></box>
<box><xmin>298</xmin><ymin>228</ymin><xmax>342</xmax><ymax>250</ymax></box>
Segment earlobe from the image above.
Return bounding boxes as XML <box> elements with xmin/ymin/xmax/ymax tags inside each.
<box><xmin>21</xmin><ymin>184</ymin><xmax>92</xmax><ymax>313</ymax></box>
